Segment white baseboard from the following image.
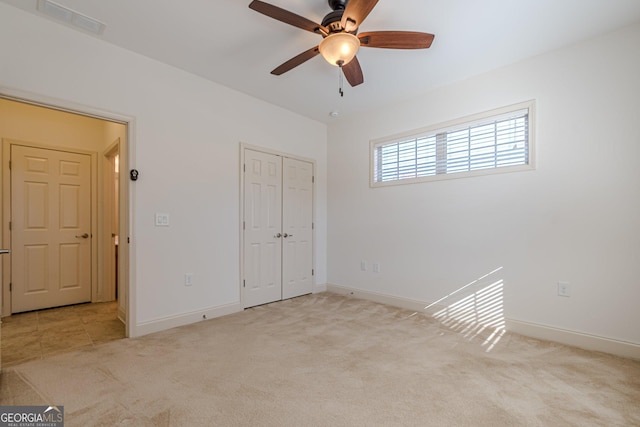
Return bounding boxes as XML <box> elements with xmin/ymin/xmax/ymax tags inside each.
<box><xmin>326</xmin><ymin>283</ymin><xmax>444</xmax><ymax>314</ymax></box>
<box><xmin>506</xmin><ymin>319</ymin><xmax>640</xmax><ymax>360</ymax></box>
<box><xmin>326</xmin><ymin>283</ymin><xmax>640</xmax><ymax>360</ymax></box>
<box><xmin>313</xmin><ymin>283</ymin><xmax>327</xmax><ymax>293</ymax></box>
<box><xmin>133</xmin><ymin>302</ymin><xmax>243</xmax><ymax>337</ymax></box>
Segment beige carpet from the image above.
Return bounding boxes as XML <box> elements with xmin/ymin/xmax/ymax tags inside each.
<box><xmin>1</xmin><ymin>293</ymin><xmax>639</xmax><ymax>426</ymax></box>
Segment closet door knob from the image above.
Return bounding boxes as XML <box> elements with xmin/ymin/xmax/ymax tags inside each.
<box><xmin>274</xmin><ymin>233</ymin><xmax>282</xmax><ymax>238</ymax></box>
<box><xmin>283</xmin><ymin>233</ymin><xmax>293</xmax><ymax>238</ymax></box>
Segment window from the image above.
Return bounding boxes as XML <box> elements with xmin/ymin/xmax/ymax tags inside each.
<box><xmin>371</xmin><ymin>101</ymin><xmax>535</xmax><ymax>186</ymax></box>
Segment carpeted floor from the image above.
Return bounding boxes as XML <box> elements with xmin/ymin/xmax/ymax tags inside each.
<box><xmin>1</xmin><ymin>293</ymin><xmax>639</xmax><ymax>426</ymax></box>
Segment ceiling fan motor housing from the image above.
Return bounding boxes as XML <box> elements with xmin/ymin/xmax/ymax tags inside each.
<box><xmin>321</xmin><ymin>10</ymin><xmax>345</xmax><ymax>33</ymax></box>
<box><xmin>328</xmin><ymin>0</ymin><xmax>347</xmax><ymax>11</ymax></box>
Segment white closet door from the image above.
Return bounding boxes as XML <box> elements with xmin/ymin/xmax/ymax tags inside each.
<box><xmin>243</xmin><ymin>150</ymin><xmax>282</xmax><ymax>308</ymax></box>
<box><xmin>282</xmin><ymin>157</ymin><xmax>313</xmax><ymax>300</ymax></box>
<box><xmin>242</xmin><ymin>149</ymin><xmax>314</xmax><ymax>308</ymax></box>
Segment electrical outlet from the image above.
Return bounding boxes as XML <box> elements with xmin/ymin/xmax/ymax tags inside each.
<box><xmin>185</xmin><ymin>273</ymin><xmax>193</xmax><ymax>286</ymax></box>
<box><xmin>360</xmin><ymin>261</ymin><xmax>367</xmax><ymax>271</ymax></box>
<box><xmin>557</xmin><ymin>281</ymin><xmax>570</xmax><ymax>297</ymax></box>
<box><xmin>373</xmin><ymin>262</ymin><xmax>380</xmax><ymax>273</ymax></box>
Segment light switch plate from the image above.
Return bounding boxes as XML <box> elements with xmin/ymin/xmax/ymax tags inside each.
<box><xmin>155</xmin><ymin>213</ymin><xmax>170</xmax><ymax>226</ymax></box>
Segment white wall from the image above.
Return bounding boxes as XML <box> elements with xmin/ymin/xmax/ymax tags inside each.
<box><xmin>0</xmin><ymin>3</ymin><xmax>327</xmax><ymax>334</ymax></box>
<box><xmin>327</xmin><ymin>23</ymin><xmax>640</xmax><ymax>346</ymax></box>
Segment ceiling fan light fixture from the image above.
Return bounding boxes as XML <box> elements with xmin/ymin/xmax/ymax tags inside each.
<box><xmin>318</xmin><ymin>32</ymin><xmax>360</xmax><ymax>67</ymax></box>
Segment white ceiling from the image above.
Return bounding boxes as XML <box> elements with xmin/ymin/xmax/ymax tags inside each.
<box><xmin>3</xmin><ymin>0</ymin><xmax>640</xmax><ymax>123</ymax></box>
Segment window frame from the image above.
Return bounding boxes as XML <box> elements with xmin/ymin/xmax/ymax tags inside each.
<box><xmin>369</xmin><ymin>100</ymin><xmax>536</xmax><ymax>188</ymax></box>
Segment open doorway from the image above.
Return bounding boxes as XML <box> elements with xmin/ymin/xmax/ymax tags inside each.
<box><xmin>0</xmin><ymin>96</ymin><xmax>129</xmax><ymax>365</ymax></box>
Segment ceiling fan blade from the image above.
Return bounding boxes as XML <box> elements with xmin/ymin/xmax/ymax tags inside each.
<box><xmin>249</xmin><ymin>0</ymin><xmax>326</xmax><ymax>34</ymax></box>
<box><xmin>358</xmin><ymin>31</ymin><xmax>435</xmax><ymax>49</ymax></box>
<box><xmin>271</xmin><ymin>46</ymin><xmax>321</xmax><ymax>75</ymax></box>
<box><xmin>342</xmin><ymin>56</ymin><xmax>364</xmax><ymax>87</ymax></box>
<box><xmin>340</xmin><ymin>0</ymin><xmax>379</xmax><ymax>32</ymax></box>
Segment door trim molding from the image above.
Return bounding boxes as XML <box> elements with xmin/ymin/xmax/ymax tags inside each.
<box><xmin>239</xmin><ymin>143</ymin><xmax>317</xmax><ymax>309</ymax></box>
<box><xmin>0</xmin><ymin>88</ymin><xmax>135</xmax><ymax>338</ymax></box>
<box><xmin>102</xmin><ymin>139</ymin><xmax>120</xmax><ymax>306</ymax></box>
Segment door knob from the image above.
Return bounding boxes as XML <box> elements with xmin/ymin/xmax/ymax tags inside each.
<box><xmin>76</xmin><ymin>233</ymin><xmax>89</xmax><ymax>239</ymax></box>
<box><xmin>274</xmin><ymin>233</ymin><xmax>282</xmax><ymax>238</ymax></box>
<box><xmin>283</xmin><ymin>233</ymin><xmax>293</xmax><ymax>238</ymax></box>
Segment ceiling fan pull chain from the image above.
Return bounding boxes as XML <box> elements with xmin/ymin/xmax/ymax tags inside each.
<box><xmin>339</xmin><ymin>66</ymin><xmax>344</xmax><ymax>97</ymax></box>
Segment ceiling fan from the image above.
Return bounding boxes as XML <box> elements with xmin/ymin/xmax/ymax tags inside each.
<box><xmin>249</xmin><ymin>0</ymin><xmax>435</xmax><ymax>87</ymax></box>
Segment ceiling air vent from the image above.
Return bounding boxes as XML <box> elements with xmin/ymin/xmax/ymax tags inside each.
<box><xmin>37</xmin><ymin>0</ymin><xmax>106</xmax><ymax>35</ymax></box>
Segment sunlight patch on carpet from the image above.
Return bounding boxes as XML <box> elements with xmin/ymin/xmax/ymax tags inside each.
<box><xmin>427</xmin><ymin>267</ymin><xmax>506</xmax><ymax>352</ymax></box>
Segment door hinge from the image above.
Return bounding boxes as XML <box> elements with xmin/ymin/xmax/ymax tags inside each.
<box><xmin>127</xmin><ymin>237</ymin><xmax>130</xmax><ymax>244</ymax></box>
<box><xmin>243</xmin><ymin>279</ymin><xmax>246</xmax><ymax>288</ymax></box>
<box><xmin>243</xmin><ymin>221</ymin><xmax>245</xmax><ymax>230</ymax></box>
<box><xmin>312</xmin><ymin>269</ymin><xmax>315</xmax><ymax>276</ymax></box>
<box><xmin>8</xmin><ymin>161</ymin><xmax>11</xmax><ymax>170</ymax></box>
<box><xmin>243</xmin><ymin>164</ymin><xmax>246</xmax><ymax>172</ymax></box>
<box><xmin>312</xmin><ymin>222</ymin><xmax>314</xmax><ymax>230</ymax></box>
<box><xmin>312</xmin><ymin>175</ymin><xmax>315</xmax><ymax>183</ymax></box>
<box><xmin>8</xmin><ymin>221</ymin><xmax>11</xmax><ymax>231</ymax></box>
<box><xmin>9</xmin><ymin>282</ymin><xmax>12</xmax><ymax>292</ymax></box>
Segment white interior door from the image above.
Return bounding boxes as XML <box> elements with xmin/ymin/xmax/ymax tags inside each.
<box><xmin>11</xmin><ymin>145</ymin><xmax>92</xmax><ymax>313</ymax></box>
<box><xmin>243</xmin><ymin>149</ymin><xmax>314</xmax><ymax>308</ymax></box>
<box><xmin>243</xmin><ymin>149</ymin><xmax>283</xmax><ymax>308</ymax></box>
<box><xmin>282</xmin><ymin>157</ymin><xmax>313</xmax><ymax>300</ymax></box>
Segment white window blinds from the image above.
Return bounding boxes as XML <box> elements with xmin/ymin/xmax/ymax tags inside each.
<box><xmin>372</xmin><ymin>103</ymin><xmax>533</xmax><ymax>185</ymax></box>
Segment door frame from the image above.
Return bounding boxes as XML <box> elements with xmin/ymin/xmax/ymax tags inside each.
<box><xmin>102</xmin><ymin>139</ymin><xmax>120</xmax><ymax>304</ymax></box>
<box><xmin>0</xmin><ymin>90</ymin><xmax>135</xmax><ymax>338</ymax></box>
<box><xmin>239</xmin><ymin>143</ymin><xmax>316</xmax><ymax>308</ymax></box>
<box><xmin>2</xmin><ymin>139</ymin><xmax>98</xmax><ymax>313</ymax></box>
